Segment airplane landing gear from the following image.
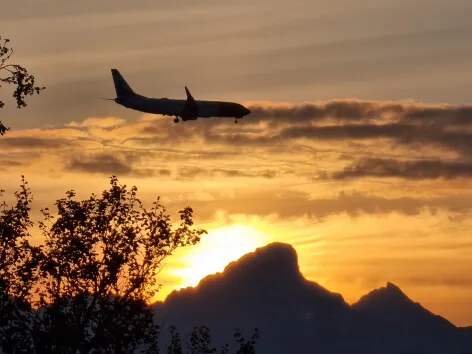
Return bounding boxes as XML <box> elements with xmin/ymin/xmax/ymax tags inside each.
<box><xmin>235</xmin><ymin>118</ymin><xmax>239</xmax><ymax>123</ymax></box>
<box><xmin>174</xmin><ymin>117</ymin><xmax>179</xmax><ymax>123</ymax></box>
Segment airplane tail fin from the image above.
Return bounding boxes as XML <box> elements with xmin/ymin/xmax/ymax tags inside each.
<box><xmin>111</xmin><ymin>69</ymin><xmax>135</xmax><ymax>98</ymax></box>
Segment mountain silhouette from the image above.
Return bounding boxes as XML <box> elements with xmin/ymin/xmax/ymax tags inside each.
<box><xmin>352</xmin><ymin>281</ymin><xmax>455</xmax><ymax>330</ymax></box>
<box><xmin>153</xmin><ymin>242</ymin><xmax>472</xmax><ymax>354</ymax></box>
<box><xmin>349</xmin><ymin>281</ymin><xmax>471</xmax><ymax>353</ymax></box>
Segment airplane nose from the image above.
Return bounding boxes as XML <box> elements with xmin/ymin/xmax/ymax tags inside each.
<box><xmin>242</xmin><ymin>106</ymin><xmax>251</xmax><ymax>115</ymax></box>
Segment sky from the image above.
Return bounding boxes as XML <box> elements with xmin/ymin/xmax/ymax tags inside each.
<box><xmin>2</xmin><ymin>0</ymin><xmax>472</xmax><ymax>326</ymax></box>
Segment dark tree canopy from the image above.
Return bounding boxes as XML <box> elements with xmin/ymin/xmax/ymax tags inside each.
<box><xmin>37</xmin><ymin>175</ymin><xmax>206</xmax><ymax>305</ymax></box>
<box><xmin>35</xmin><ymin>176</ymin><xmax>207</xmax><ymax>353</ymax></box>
<box><xmin>0</xmin><ymin>176</ymin><xmax>259</xmax><ymax>353</ymax></box>
<box><xmin>0</xmin><ymin>176</ymin><xmax>42</xmax><ymax>353</ymax></box>
<box><xmin>0</xmin><ymin>176</ymin><xmax>41</xmax><ymax>302</ymax></box>
<box><xmin>0</xmin><ymin>36</ymin><xmax>45</xmax><ymax>135</ymax></box>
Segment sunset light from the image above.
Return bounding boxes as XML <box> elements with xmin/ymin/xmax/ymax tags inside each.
<box><xmin>168</xmin><ymin>224</ymin><xmax>270</xmax><ymax>289</ymax></box>
<box><xmin>2</xmin><ymin>1</ymin><xmax>472</xmax><ymax>352</ymax></box>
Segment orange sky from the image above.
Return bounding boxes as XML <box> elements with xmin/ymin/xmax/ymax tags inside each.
<box><xmin>2</xmin><ymin>0</ymin><xmax>472</xmax><ymax>327</ymax></box>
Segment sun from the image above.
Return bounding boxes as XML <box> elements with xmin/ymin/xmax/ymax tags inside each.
<box><xmin>168</xmin><ymin>224</ymin><xmax>270</xmax><ymax>289</ymax></box>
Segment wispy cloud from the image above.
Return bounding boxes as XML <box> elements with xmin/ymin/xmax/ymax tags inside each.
<box><xmin>246</xmin><ymin>100</ymin><xmax>472</xmax><ymax>126</ymax></box>
<box><xmin>66</xmin><ymin>117</ymin><xmax>127</xmax><ymax>129</ymax></box>
<box><xmin>4</xmin><ymin>99</ymin><xmax>472</xmax><ymax>182</ymax></box>
<box><xmin>330</xmin><ymin>158</ymin><xmax>472</xmax><ymax>180</ymax></box>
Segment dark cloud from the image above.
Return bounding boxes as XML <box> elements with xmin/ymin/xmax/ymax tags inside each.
<box><xmin>137</xmin><ymin>101</ymin><xmax>472</xmax><ymax>158</ymax></box>
<box><xmin>246</xmin><ymin>101</ymin><xmax>472</xmax><ymax>126</ymax></box>
<box><xmin>157</xmin><ymin>169</ymin><xmax>172</xmax><ymax>176</ymax></box>
<box><xmin>178</xmin><ymin>167</ymin><xmax>207</xmax><ymax>179</ymax></box>
<box><xmin>179</xmin><ymin>189</ymin><xmax>472</xmax><ymax>222</ymax></box>
<box><xmin>247</xmin><ymin>100</ymin><xmax>405</xmax><ymax>124</ymax></box>
<box><xmin>203</xmin><ymin>131</ymin><xmax>281</xmax><ymax>146</ymax></box>
<box><xmin>279</xmin><ymin>123</ymin><xmax>413</xmax><ymax>140</ymax></box>
<box><xmin>177</xmin><ymin>167</ymin><xmax>278</xmax><ymax>179</ymax></box>
<box><xmin>6</xmin><ymin>99</ymin><xmax>472</xmax><ymax>181</ymax></box>
<box><xmin>240</xmin><ymin>102</ymin><xmax>472</xmax><ymax>156</ymax></box>
<box><xmin>130</xmin><ymin>101</ymin><xmax>472</xmax><ymax>181</ymax></box>
<box><xmin>65</xmin><ymin>151</ymin><xmax>170</xmax><ymax>177</ymax></box>
<box><xmin>67</xmin><ymin>153</ymin><xmax>133</xmax><ymax>175</ymax></box>
<box><xmin>66</xmin><ymin>151</ymin><xmax>276</xmax><ymax>180</ymax></box>
<box><xmin>198</xmin><ymin>122</ymin><xmax>472</xmax><ymax>161</ymax></box>
<box><xmin>212</xmin><ymin>168</ymin><xmax>277</xmax><ymax>179</ymax></box>
<box><xmin>331</xmin><ymin>158</ymin><xmax>472</xmax><ymax>180</ymax></box>
<box><xmin>0</xmin><ymin>159</ymin><xmax>24</xmax><ymax>167</ymax></box>
<box><xmin>139</xmin><ymin>101</ymin><xmax>403</xmax><ymax>135</ymax></box>
<box><xmin>401</xmin><ymin>106</ymin><xmax>472</xmax><ymax>126</ymax></box>
<box><xmin>0</xmin><ymin>136</ymin><xmax>70</xmax><ymax>149</ymax></box>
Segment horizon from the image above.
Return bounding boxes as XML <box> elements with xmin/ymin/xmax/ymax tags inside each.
<box><xmin>2</xmin><ymin>0</ymin><xmax>472</xmax><ymax>329</ymax></box>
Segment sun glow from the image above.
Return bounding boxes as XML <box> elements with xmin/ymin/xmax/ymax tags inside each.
<box><xmin>168</xmin><ymin>224</ymin><xmax>270</xmax><ymax>289</ymax></box>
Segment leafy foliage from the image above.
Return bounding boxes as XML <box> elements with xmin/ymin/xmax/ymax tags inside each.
<box><xmin>32</xmin><ymin>175</ymin><xmax>206</xmax><ymax>353</ymax></box>
<box><xmin>0</xmin><ymin>36</ymin><xmax>46</xmax><ymax>135</ymax></box>
<box><xmin>0</xmin><ymin>176</ymin><xmax>259</xmax><ymax>353</ymax></box>
<box><xmin>32</xmin><ymin>294</ymin><xmax>161</xmax><ymax>354</ymax></box>
<box><xmin>37</xmin><ymin>175</ymin><xmax>205</xmax><ymax>305</ymax></box>
<box><xmin>0</xmin><ymin>176</ymin><xmax>41</xmax><ymax>301</ymax></box>
<box><xmin>233</xmin><ymin>328</ymin><xmax>259</xmax><ymax>354</ymax></box>
<box><xmin>0</xmin><ymin>176</ymin><xmax>41</xmax><ymax>353</ymax></box>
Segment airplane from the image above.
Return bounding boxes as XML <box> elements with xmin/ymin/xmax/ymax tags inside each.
<box><xmin>103</xmin><ymin>69</ymin><xmax>251</xmax><ymax>123</ymax></box>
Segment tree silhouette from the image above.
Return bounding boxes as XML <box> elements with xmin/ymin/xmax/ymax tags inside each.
<box><xmin>0</xmin><ymin>176</ymin><xmax>41</xmax><ymax>353</ymax></box>
<box><xmin>0</xmin><ymin>176</ymin><xmax>259</xmax><ymax>353</ymax></box>
<box><xmin>0</xmin><ymin>36</ymin><xmax>45</xmax><ymax>135</ymax></box>
<box><xmin>34</xmin><ymin>175</ymin><xmax>207</xmax><ymax>353</ymax></box>
<box><xmin>166</xmin><ymin>326</ymin><xmax>259</xmax><ymax>354</ymax></box>
<box><xmin>233</xmin><ymin>328</ymin><xmax>259</xmax><ymax>354</ymax></box>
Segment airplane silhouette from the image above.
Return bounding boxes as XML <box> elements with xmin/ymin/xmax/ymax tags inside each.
<box><xmin>104</xmin><ymin>69</ymin><xmax>251</xmax><ymax>123</ymax></box>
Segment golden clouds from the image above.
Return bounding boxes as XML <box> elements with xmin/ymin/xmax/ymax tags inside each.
<box><xmin>66</xmin><ymin>116</ymin><xmax>127</xmax><ymax>129</ymax></box>
<box><xmin>3</xmin><ymin>0</ymin><xmax>472</xmax><ymax>332</ymax></box>
<box><xmin>3</xmin><ymin>98</ymin><xmax>472</xmax><ymax>203</ymax></box>
<box><xmin>3</xmin><ymin>99</ymin><xmax>472</xmax><ymax>196</ymax></box>
<box><xmin>2</xmin><ymin>99</ymin><xmax>472</xmax><ymax>326</ymax></box>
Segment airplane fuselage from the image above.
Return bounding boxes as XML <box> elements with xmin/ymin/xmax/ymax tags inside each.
<box><xmin>116</xmin><ymin>94</ymin><xmax>249</xmax><ymax>120</ymax></box>
<box><xmin>109</xmin><ymin>69</ymin><xmax>251</xmax><ymax>123</ymax></box>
